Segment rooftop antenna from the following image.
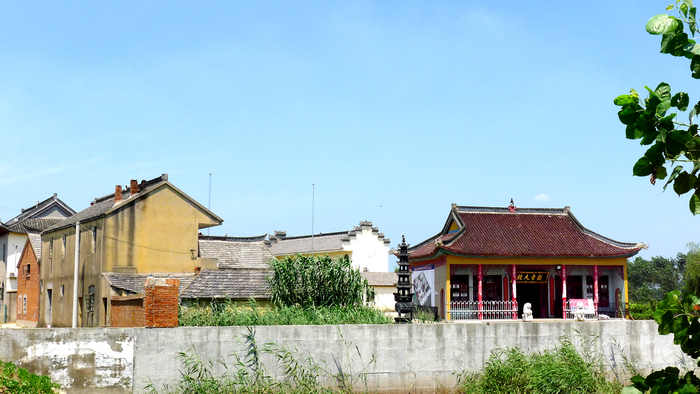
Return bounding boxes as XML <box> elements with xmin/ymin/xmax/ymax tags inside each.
<box><xmin>311</xmin><ymin>183</ymin><xmax>315</xmax><ymax>257</ymax></box>
<box><xmin>208</xmin><ymin>172</ymin><xmax>212</xmax><ymax>236</ymax></box>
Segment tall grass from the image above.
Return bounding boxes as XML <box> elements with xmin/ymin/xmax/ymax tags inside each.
<box><xmin>179</xmin><ymin>300</ymin><xmax>392</xmax><ymax>326</ymax></box>
<box><xmin>456</xmin><ymin>334</ymin><xmax>627</xmax><ymax>394</ymax></box>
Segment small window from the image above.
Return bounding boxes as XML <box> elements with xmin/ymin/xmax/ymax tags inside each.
<box><xmin>62</xmin><ymin>234</ymin><xmax>66</xmax><ymax>252</ymax></box>
<box><xmin>22</xmin><ymin>295</ymin><xmax>27</xmax><ymax>314</ymax></box>
<box><xmin>49</xmin><ymin>239</ymin><xmax>53</xmax><ymax>262</ymax></box>
<box><xmin>23</xmin><ymin>264</ymin><xmax>30</xmax><ymax>277</ymax></box>
<box><xmin>60</xmin><ymin>285</ymin><xmax>65</xmax><ymax>296</ymax></box>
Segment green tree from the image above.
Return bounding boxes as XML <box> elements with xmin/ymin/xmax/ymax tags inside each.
<box><xmin>614</xmin><ymin>1</ymin><xmax>700</xmax><ymax>214</ymax></box>
<box><xmin>267</xmin><ymin>255</ymin><xmax>375</xmax><ymax>308</ymax></box>
<box><xmin>628</xmin><ymin>254</ymin><xmax>686</xmax><ymax>302</ymax></box>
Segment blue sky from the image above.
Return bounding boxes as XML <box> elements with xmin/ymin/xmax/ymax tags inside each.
<box><xmin>0</xmin><ymin>1</ymin><xmax>697</xmax><ymax>267</ymax></box>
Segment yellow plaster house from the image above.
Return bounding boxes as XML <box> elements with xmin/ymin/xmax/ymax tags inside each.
<box><xmin>38</xmin><ymin>174</ymin><xmax>222</xmax><ymax>327</ymax></box>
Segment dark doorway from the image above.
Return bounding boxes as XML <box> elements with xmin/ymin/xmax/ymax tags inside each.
<box><xmin>517</xmin><ymin>283</ymin><xmax>547</xmax><ymax>318</ymax></box>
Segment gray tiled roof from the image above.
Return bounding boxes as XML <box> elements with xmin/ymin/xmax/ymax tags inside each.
<box><xmin>1</xmin><ymin>218</ymin><xmax>65</xmax><ymax>234</ymax></box>
<box><xmin>180</xmin><ymin>269</ymin><xmax>272</xmax><ymax>299</ymax></box>
<box><xmin>103</xmin><ymin>272</ymin><xmax>195</xmax><ymax>295</ymax></box>
<box><xmin>361</xmin><ymin>272</ymin><xmax>398</xmax><ymax>287</ymax></box>
<box><xmin>199</xmin><ymin>236</ymin><xmax>273</xmax><ymax>269</ymax></box>
<box><xmin>269</xmin><ymin>232</ymin><xmax>348</xmax><ymax>255</ymax></box>
<box><xmin>43</xmin><ymin>199</ymin><xmax>114</xmax><ymax>233</ymax></box>
<box><xmin>28</xmin><ymin>233</ymin><xmax>41</xmax><ymax>260</ymax></box>
<box><xmin>5</xmin><ymin>194</ymin><xmax>76</xmax><ymax>224</ymax></box>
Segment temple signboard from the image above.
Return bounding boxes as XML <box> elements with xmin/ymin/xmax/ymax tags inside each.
<box><xmin>515</xmin><ymin>271</ymin><xmax>549</xmax><ymax>284</ymax></box>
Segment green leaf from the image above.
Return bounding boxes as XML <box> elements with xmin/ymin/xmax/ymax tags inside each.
<box><xmin>683</xmin><ymin>2</ymin><xmax>690</xmax><ymax>17</ymax></box>
<box><xmin>667</xmin><ymin>129</ymin><xmax>693</xmax><ymax>156</ymax></box>
<box><xmin>661</xmin><ymin>31</ymin><xmax>691</xmax><ymax>57</ymax></box>
<box><xmin>646</xmin><ymin>143</ymin><xmax>667</xmax><ymax>166</ymax></box>
<box><xmin>633</xmin><ymin>157</ymin><xmax>654</xmax><ymax>176</ymax></box>
<box><xmin>674</xmin><ymin>171</ymin><xmax>697</xmax><ymax>195</ymax></box>
<box><xmin>647</xmin><ymin>14</ymin><xmax>680</xmax><ymax>34</ymax></box>
<box><xmin>618</xmin><ymin>105</ymin><xmax>641</xmax><ymax>126</ymax></box>
<box><xmin>656</xmin><ymin>82</ymin><xmax>672</xmax><ymax>101</ymax></box>
<box><xmin>615</xmin><ymin>94</ymin><xmax>638</xmax><ymax>106</ymax></box>
<box><xmin>692</xmin><ymin>55</ymin><xmax>700</xmax><ymax>78</ymax></box>
<box><xmin>664</xmin><ymin>165</ymin><xmax>685</xmax><ymax>190</ymax></box>
<box><xmin>690</xmin><ymin>193</ymin><xmax>700</xmax><ymax>214</ymax></box>
<box><xmin>657</xmin><ymin>165</ymin><xmax>669</xmax><ymax>180</ymax></box>
<box><xmin>683</xmin><ymin>41</ymin><xmax>700</xmax><ymax>55</ymax></box>
<box><xmin>690</xmin><ymin>8</ymin><xmax>697</xmax><ymax>36</ymax></box>
<box><xmin>672</xmin><ymin>92</ymin><xmax>690</xmax><ymax>111</ymax></box>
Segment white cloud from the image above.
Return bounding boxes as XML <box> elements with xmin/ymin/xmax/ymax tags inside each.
<box><xmin>534</xmin><ymin>193</ymin><xmax>551</xmax><ymax>202</ymax></box>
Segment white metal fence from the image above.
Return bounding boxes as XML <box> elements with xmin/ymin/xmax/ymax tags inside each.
<box><xmin>446</xmin><ymin>301</ymin><xmax>518</xmax><ymax>321</ymax></box>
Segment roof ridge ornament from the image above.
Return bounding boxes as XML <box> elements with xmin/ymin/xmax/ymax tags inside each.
<box><xmin>508</xmin><ymin>198</ymin><xmax>517</xmax><ymax>213</ymax></box>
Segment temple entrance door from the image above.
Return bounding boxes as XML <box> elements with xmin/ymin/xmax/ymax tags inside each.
<box><xmin>516</xmin><ymin>282</ymin><xmax>542</xmax><ymax>318</ymax></box>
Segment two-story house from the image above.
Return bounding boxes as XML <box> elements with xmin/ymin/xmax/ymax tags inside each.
<box><xmin>39</xmin><ymin>174</ymin><xmax>222</xmax><ymax>327</ymax></box>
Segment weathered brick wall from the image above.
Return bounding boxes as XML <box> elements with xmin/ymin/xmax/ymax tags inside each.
<box><xmin>110</xmin><ymin>295</ymin><xmax>145</xmax><ymax>327</ymax></box>
<box><xmin>144</xmin><ymin>278</ymin><xmax>179</xmax><ymax>328</ymax></box>
<box><xmin>16</xmin><ymin>244</ymin><xmax>40</xmax><ymax>325</ymax></box>
<box><xmin>111</xmin><ymin>278</ymin><xmax>179</xmax><ymax>328</ymax></box>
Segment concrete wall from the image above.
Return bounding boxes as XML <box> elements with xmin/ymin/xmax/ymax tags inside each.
<box><xmin>0</xmin><ymin>321</ymin><xmax>686</xmax><ymax>394</ymax></box>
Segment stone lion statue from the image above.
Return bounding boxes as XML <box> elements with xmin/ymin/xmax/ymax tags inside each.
<box><xmin>575</xmin><ymin>304</ymin><xmax>586</xmax><ymax>321</ymax></box>
<box><xmin>522</xmin><ymin>302</ymin><xmax>533</xmax><ymax>322</ymax></box>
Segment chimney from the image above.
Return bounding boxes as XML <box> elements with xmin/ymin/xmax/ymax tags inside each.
<box><xmin>115</xmin><ymin>186</ymin><xmax>123</xmax><ymax>202</ymax></box>
<box><xmin>130</xmin><ymin>179</ymin><xmax>138</xmax><ymax>196</ymax></box>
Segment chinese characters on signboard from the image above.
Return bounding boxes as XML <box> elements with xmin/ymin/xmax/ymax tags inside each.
<box><xmin>515</xmin><ymin>271</ymin><xmax>549</xmax><ymax>284</ymax></box>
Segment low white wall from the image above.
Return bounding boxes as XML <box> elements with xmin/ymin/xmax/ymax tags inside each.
<box><xmin>0</xmin><ymin>321</ymin><xmax>684</xmax><ymax>393</ymax></box>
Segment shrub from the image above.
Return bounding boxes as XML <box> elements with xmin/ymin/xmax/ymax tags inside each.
<box><xmin>267</xmin><ymin>255</ymin><xmax>374</xmax><ymax>308</ymax></box>
<box><xmin>456</xmin><ymin>336</ymin><xmax>623</xmax><ymax>394</ymax></box>
<box><xmin>628</xmin><ymin>301</ymin><xmax>656</xmax><ymax>320</ymax></box>
<box><xmin>0</xmin><ymin>361</ymin><xmax>60</xmax><ymax>394</ymax></box>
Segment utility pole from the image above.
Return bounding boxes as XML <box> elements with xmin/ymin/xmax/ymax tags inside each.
<box><xmin>311</xmin><ymin>183</ymin><xmax>315</xmax><ymax>257</ymax></box>
<box><xmin>72</xmin><ymin>221</ymin><xmax>80</xmax><ymax>328</ymax></box>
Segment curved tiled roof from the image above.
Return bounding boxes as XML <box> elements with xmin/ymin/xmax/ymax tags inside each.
<box><xmin>409</xmin><ymin>206</ymin><xmax>643</xmax><ymax>260</ymax></box>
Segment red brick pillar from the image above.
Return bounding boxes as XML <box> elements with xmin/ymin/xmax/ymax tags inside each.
<box><xmin>144</xmin><ymin>278</ymin><xmax>180</xmax><ymax>328</ymax></box>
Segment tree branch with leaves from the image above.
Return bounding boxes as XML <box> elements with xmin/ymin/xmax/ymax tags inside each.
<box><xmin>615</xmin><ymin>1</ymin><xmax>700</xmax><ymax>214</ymax></box>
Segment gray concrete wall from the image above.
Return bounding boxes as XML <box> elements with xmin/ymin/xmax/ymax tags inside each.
<box><xmin>0</xmin><ymin>320</ymin><xmax>686</xmax><ymax>393</ymax></box>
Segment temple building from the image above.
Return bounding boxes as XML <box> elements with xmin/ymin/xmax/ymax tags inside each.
<box><xmin>407</xmin><ymin>203</ymin><xmax>645</xmax><ymax>321</ymax></box>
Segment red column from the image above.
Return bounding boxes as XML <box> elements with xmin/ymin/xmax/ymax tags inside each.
<box><xmin>511</xmin><ymin>264</ymin><xmax>517</xmax><ymax>319</ymax></box>
<box><xmin>562</xmin><ymin>265</ymin><xmax>567</xmax><ymax>319</ymax></box>
<box><xmin>594</xmin><ymin>265</ymin><xmax>599</xmax><ymax>315</ymax></box>
<box><xmin>478</xmin><ymin>264</ymin><xmax>483</xmax><ymax>320</ymax></box>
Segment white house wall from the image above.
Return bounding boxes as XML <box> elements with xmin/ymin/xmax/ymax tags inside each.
<box><xmin>343</xmin><ymin>227</ymin><xmax>390</xmax><ymax>272</ymax></box>
<box><xmin>2</xmin><ymin>233</ymin><xmax>26</xmax><ymax>291</ymax></box>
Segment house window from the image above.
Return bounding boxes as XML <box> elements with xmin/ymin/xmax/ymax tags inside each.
<box><xmin>92</xmin><ymin>227</ymin><xmax>97</xmax><ymax>253</ymax></box>
<box><xmin>22</xmin><ymin>295</ymin><xmax>26</xmax><ymax>314</ymax></box>
<box><xmin>451</xmin><ymin>275</ymin><xmax>470</xmax><ymax>302</ymax></box>
<box><xmin>62</xmin><ymin>234</ymin><xmax>66</xmax><ymax>256</ymax></box>
<box><xmin>49</xmin><ymin>238</ymin><xmax>53</xmax><ymax>263</ymax></box>
<box><xmin>23</xmin><ymin>264</ymin><xmax>30</xmax><ymax>278</ymax></box>
<box><xmin>60</xmin><ymin>285</ymin><xmax>65</xmax><ymax>296</ymax></box>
